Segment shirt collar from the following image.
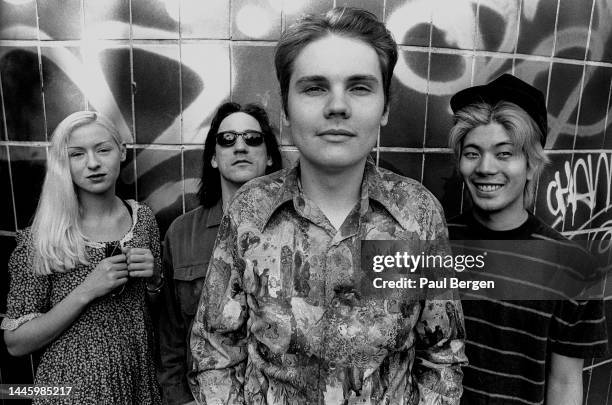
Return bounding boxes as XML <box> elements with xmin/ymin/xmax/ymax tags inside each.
<box><xmin>259</xmin><ymin>160</ymin><xmax>408</xmax><ymax>232</ymax></box>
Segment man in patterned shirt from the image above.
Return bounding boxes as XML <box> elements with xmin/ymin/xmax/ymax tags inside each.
<box><xmin>190</xmin><ymin>7</ymin><xmax>467</xmax><ymax>404</ymax></box>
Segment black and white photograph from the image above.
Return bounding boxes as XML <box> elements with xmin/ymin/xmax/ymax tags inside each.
<box><xmin>0</xmin><ymin>0</ymin><xmax>611</xmax><ymax>404</ymax></box>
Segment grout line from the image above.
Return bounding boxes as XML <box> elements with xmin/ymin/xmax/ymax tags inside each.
<box><xmin>178</xmin><ymin>1</ymin><xmax>184</xmax><ymax>146</ymax></box>
<box><xmin>1</xmin><ymin>40</ymin><xmax>612</xmax><ymax>68</ymax></box>
<box><xmin>229</xmin><ymin>41</ymin><xmax>234</xmax><ymax>103</ymax></box>
<box><xmin>2</xmin><ymin>141</ymin><xmax>612</xmax><ymax>157</ymax></box>
<box><xmin>572</xmin><ymin>72</ymin><xmax>588</xmax><ymax>152</ymax></box>
<box><xmin>177</xmin><ymin>0</ymin><xmax>185</xmax><ymax>213</ymax></box>
<box><xmin>571</xmin><ymin>0</ymin><xmax>597</xmax><ymax>153</ymax></box>
<box><xmin>551</xmin><ymin>0</ymin><xmax>561</xmax><ymax>59</ymax></box>
<box><xmin>513</xmin><ymin>0</ymin><xmax>522</xmax><ymax>56</ymax></box>
<box><xmin>128</xmin><ymin>0</ymin><xmax>138</xmax><ymax>200</ymax></box>
<box><xmin>568</xmin><ymin>62</ymin><xmax>588</xmax><ymax>223</ymax></box>
<box><xmin>34</xmin><ymin>0</ymin><xmax>48</xmax><ymax>143</ymax></box>
<box><xmin>376</xmin><ymin>0</ymin><xmax>386</xmax><ymax>170</ymax></box>
<box><xmin>80</xmin><ymin>0</ymin><xmax>87</xmax><ymax>111</ymax></box>
<box><xmin>605</xmin><ymin>368</ymin><xmax>612</xmax><ymax>405</ymax></box>
<box><xmin>473</xmin><ymin>0</ymin><xmax>480</xmax><ymax>56</ymax></box>
<box><xmin>470</xmin><ymin>0</ymin><xmax>479</xmax><ymax>85</ymax></box>
<box><xmin>0</xmin><ymin>62</ymin><xmax>18</xmax><ymax>231</ymax></box>
<box><xmin>561</xmin><ymin>226</ymin><xmax>612</xmax><ymax>236</ymax></box>
<box><xmin>584</xmin><ymin>0</ymin><xmax>596</xmax><ymax>62</ymax></box>
<box><xmin>1</xmin><ymin>140</ymin><xmax>610</xmax><ymax>155</ymax></box>
<box><xmin>377</xmin><ymin>147</ymin><xmax>451</xmax><ymax>153</ymax></box>
<box><xmin>570</xmin><ymin>17</ymin><xmax>596</xmax><ymax>236</ymax></box>
<box><xmin>0</xmin><ymin>70</ymin><xmax>8</xmax><ymax>143</ymax></box>
<box><xmin>602</xmin><ymin>73</ymin><xmax>612</xmax><ymax>149</ymax></box>
<box><xmin>382</xmin><ymin>0</ymin><xmax>387</xmax><ymax>22</ymax></box>
<box><xmin>376</xmin><ymin>127</ymin><xmax>380</xmax><ymax>167</ymax></box>
<box><xmin>583</xmin><ymin>365</ymin><xmax>592</xmax><ymax>404</ymax></box>
<box><xmin>511</xmin><ymin>0</ymin><xmax>522</xmax><ymax>77</ymax></box>
<box><xmin>544</xmin><ymin>148</ymin><xmax>612</xmax><ymax>154</ymax></box>
<box><xmin>544</xmin><ymin>0</ymin><xmax>562</xmax><ymax>112</ymax></box>
<box><xmin>583</xmin><ymin>357</ymin><xmax>612</xmax><ymax>371</ymax></box>
<box><xmin>3</xmin><ymin>144</ymin><xmax>18</xmax><ymax>232</ymax></box>
<box><xmin>420</xmin><ymin>5</ymin><xmax>434</xmax><ymax>184</ymax></box>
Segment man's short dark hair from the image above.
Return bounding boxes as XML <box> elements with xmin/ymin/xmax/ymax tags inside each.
<box><xmin>198</xmin><ymin>102</ymin><xmax>283</xmax><ymax>208</ymax></box>
<box><xmin>274</xmin><ymin>7</ymin><xmax>398</xmax><ymax>117</ymax></box>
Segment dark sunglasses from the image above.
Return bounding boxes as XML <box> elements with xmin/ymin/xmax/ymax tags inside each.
<box><xmin>216</xmin><ymin>130</ymin><xmax>265</xmax><ymax>147</ymax></box>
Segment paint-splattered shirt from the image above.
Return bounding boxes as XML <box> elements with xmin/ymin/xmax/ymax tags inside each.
<box><xmin>190</xmin><ymin>162</ymin><xmax>467</xmax><ymax>405</ymax></box>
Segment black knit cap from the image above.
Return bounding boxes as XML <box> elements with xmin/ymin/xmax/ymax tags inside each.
<box><xmin>450</xmin><ymin>74</ymin><xmax>548</xmax><ymax>146</ymax></box>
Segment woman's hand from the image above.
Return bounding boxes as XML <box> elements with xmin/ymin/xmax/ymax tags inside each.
<box><xmin>123</xmin><ymin>248</ymin><xmax>162</xmax><ymax>289</ymax></box>
<box><xmin>124</xmin><ymin>247</ymin><xmax>155</xmax><ymax>277</ymax></box>
<box><xmin>75</xmin><ymin>255</ymin><xmax>129</xmax><ymax>302</ymax></box>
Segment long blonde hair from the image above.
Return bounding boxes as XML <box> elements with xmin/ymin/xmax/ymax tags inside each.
<box><xmin>31</xmin><ymin>111</ymin><xmax>124</xmax><ymax>275</ymax></box>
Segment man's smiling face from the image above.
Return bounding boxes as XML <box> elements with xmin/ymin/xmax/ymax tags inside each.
<box><xmin>459</xmin><ymin>122</ymin><xmax>533</xmax><ymax>217</ymax></box>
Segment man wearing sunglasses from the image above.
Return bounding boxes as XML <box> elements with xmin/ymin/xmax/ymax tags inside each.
<box><xmin>158</xmin><ymin>102</ymin><xmax>282</xmax><ymax>405</ymax></box>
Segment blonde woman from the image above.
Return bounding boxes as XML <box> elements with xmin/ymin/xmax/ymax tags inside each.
<box><xmin>2</xmin><ymin>111</ymin><xmax>162</xmax><ymax>404</ymax></box>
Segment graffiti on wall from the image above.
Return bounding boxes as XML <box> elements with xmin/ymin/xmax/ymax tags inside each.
<box><xmin>0</xmin><ymin>0</ymin><xmax>611</xmax><ymax>240</ymax></box>
<box><xmin>546</xmin><ymin>153</ymin><xmax>612</xmax><ymax>253</ymax></box>
<box><xmin>388</xmin><ymin>0</ymin><xmax>612</xmax><ymax>148</ymax></box>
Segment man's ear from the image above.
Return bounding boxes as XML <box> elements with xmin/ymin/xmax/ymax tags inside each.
<box><xmin>267</xmin><ymin>156</ymin><xmax>273</xmax><ymax>166</ymax></box>
<box><xmin>211</xmin><ymin>154</ymin><xmax>218</xmax><ymax>169</ymax></box>
<box><xmin>282</xmin><ymin>110</ymin><xmax>290</xmax><ymax>127</ymax></box>
<box><xmin>120</xmin><ymin>145</ymin><xmax>127</xmax><ymax>162</ymax></box>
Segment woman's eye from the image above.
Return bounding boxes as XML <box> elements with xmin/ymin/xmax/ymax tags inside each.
<box><xmin>70</xmin><ymin>152</ymin><xmax>83</xmax><ymax>158</ymax></box>
<box><xmin>98</xmin><ymin>148</ymin><xmax>111</xmax><ymax>154</ymax></box>
<box><xmin>462</xmin><ymin>151</ymin><xmax>479</xmax><ymax>159</ymax></box>
<box><xmin>497</xmin><ymin>151</ymin><xmax>512</xmax><ymax>159</ymax></box>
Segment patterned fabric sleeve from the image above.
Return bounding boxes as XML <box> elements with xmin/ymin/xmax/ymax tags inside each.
<box><xmin>414</xmin><ymin>198</ymin><xmax>467</xmax><ymax>404</ymax></box>
<box><xmin>189</xmin><ymin>212</ymin><xmax>248</xmax><ymax>405</ymax></box>
<box><xmin>1</xmin><ymin>229</ymin><xmax>51</xmax><ymax>331</ymax></box>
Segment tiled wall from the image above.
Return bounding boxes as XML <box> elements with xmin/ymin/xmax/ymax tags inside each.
<box><xmin>1</xmin><ymin>0</ymin><xmax>611</xmax><ymax>403</ymax></box>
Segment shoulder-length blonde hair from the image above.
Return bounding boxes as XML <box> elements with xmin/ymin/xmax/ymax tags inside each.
<box><xmin>31</xmin><ymin>111</ymin><xmax>124</xmax><ymax>275</ymax></box>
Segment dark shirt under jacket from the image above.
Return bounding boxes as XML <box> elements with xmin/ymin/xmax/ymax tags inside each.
<box><xmin>158</xmin><ymin>200</ymin><xmax>223</xmax><ymax>404</ymax></box>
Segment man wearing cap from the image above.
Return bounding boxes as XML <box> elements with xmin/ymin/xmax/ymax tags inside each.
<box><xmin>446</xmin><ymin>74</ymin><xmax>608</xmax><ymax>404</ymax></box>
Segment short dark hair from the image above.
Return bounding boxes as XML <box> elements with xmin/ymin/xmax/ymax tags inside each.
<box><xmin>274</xmin><ymin>7</ymin><xmax>398</xmax><ymax>117</ymax></box>
<box><xmin>198</xmin><ymin>102</ymin><xmax>283</xmax><ymax>208</ymax></box>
